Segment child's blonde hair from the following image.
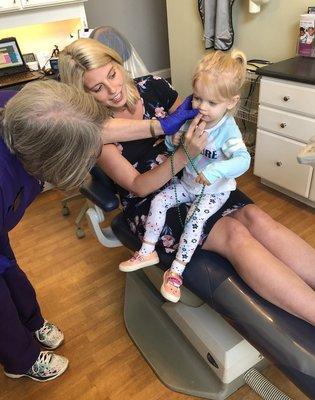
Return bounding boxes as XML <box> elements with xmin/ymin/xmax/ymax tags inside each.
<box><xmin>193</xmin><ymin>49</ymin><xmax>247</xmax><ymax>102</ymax></box>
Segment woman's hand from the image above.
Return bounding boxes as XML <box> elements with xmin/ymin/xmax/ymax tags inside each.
<box><xmin>159</xmin><ymin>95</ymin><xmax>198</xmax><ymax>135</ymax></box>
<box><xmin>182</xmin><ymin>114</ymin><xmax>207</xmax><ymax>158</ymax></box>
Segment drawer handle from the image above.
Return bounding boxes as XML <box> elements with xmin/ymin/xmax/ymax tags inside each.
<box><xmin>276</xmin><ymin>161</ymin><xmax>283</xmax><ymax>167</ymax></box>
<box><xmin>280</xmin><ymin>122</ymin><xmax>286</xmax><ymax>128</ymax></box>
<box><xmin>283</xmin><ymin>96</ymin><xmax>290</xmax><ymax>102</ymax></box>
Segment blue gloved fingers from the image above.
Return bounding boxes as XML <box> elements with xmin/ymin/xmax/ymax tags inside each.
<box><xmin>186</xmin><ymin>109</ymin><xmax>199</xmax><ymax>119</ymax></box>
<box><xmin>159</xmin><ymin>94</ymin><xmax>198</xmax><ymax>135</ymax></box>
<box><xmin>179</xmin><ymin>94</ymin><xmax>194</xmax><ymax>110</ymax></box>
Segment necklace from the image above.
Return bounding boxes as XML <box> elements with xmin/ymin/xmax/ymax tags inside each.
<box><xmin>170</xmin><ymin>135</ymin><xmax>205</xmax><ymax>228</ymax></box>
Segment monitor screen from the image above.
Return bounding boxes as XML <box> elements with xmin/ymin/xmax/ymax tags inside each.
<box><xmin>0</xmin><ymin>39</ymin><xmax>24</xmax><ymax>70</ymax></box>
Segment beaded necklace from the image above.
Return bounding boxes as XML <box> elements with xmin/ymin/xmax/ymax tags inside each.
<box><xmin>170</xmin><ymin>135</ymin><xmax>205</xmax><ymax>228</ymax></box>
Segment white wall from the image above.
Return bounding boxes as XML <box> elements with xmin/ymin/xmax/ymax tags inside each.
<box><xmin>84</xmin><ymin>0</ymin><xmax>170</xmax><ymax>72</ymax></box>
<box><xmin>166</xmin><ymin>0</ymin><xmax>312</xmax><ymax>96</ymax></box>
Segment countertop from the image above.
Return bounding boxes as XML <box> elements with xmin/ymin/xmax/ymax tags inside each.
<box><xmin>256</xmin><ymin>56</ymin><xmax>315</xmax><ymax>85</ymax></box>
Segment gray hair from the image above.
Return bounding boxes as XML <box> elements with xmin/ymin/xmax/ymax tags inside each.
<box><xmin>1</xmin><ymin>79</ymin><xmax>110</xmax><ymax>189</ymax></box>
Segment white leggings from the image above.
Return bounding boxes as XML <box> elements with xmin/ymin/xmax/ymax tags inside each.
<box><xmin>143</xmin><ymin>181</ymin><xmax>230</xmax><ymax>265</ymax></box>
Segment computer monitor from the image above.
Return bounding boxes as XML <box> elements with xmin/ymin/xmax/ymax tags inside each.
<box><xmin>0</xmin><ymin>37</ymin><xmax>26</xmax><ymax>74</ymax></box>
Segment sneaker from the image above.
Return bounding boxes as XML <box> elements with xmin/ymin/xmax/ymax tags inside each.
<box><xmin>4</xmin><ymin>351</ymin><xmax>68</xmax><ymax>382</ymax></box>
<box><xmin>160</xmin><ymin>269</ymin><xmax>183</xmax><ymax>303</ymax></box>
<box><xmin>119</xmin><ymin>251</ymin><xmax>159</xmax><ymax>272</ymax></box>
<box><xmin>35</xmin><ymin>320</ymin><xmax>64</xmax><ymax>350</ymax></box>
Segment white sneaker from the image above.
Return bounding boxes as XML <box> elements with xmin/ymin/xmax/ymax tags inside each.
<box><xmin>5</xmin><ymin>351</ymin><xmax>68</xmax><ymax>382</ymax></box>
<box><xmin>35</xmin><ymin>320</ymin><xmax>64</xmax><ymax>350</ymax></box>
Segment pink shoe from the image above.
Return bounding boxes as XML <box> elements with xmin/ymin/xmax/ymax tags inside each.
<box><xmin>119</xmin><ymin>251</ymin><xmax>159</xmax><ymax>272</ymax></box>
<box><xmin>160</xmin><ymin>269</ymin><xmax>183</xmax><ymax>303</ymax></box>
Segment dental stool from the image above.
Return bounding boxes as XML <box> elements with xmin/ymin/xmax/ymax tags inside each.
<box><xmin>81</xmin><ymin>167</ymin><xmax>315</xmax><ymax>400</ymax></box>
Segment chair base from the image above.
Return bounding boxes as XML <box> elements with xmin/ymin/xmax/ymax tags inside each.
<box><xmin>124</xmin><ymin>270</ymin><xmax>267</xmax><ymax>399</ymax></box>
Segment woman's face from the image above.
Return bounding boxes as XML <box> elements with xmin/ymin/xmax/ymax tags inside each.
<box><xmin>83</xmin><ymin>62</ymin><xmax>127</xmax><ymax>110</ymax></box>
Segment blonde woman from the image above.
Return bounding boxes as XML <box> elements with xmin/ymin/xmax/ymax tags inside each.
<box><xmin>59</xmin><ymin>38</ymin><xmax>315</xmax><ymax>326</ymax></box>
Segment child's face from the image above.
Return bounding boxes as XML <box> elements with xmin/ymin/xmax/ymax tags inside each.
<box><xmin>192</xmin><ymin>81</ymin><xmax>238</xmax><ymax>127</ymax></box>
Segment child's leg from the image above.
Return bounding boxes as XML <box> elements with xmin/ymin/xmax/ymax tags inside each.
<box><xmin>161</xmin><ymin>192</ymin><xmax>230</xmax><ymax>303</ymax></box>
<box><xmin>171</xmin><ymin>192</ymin><xmax>230</xmax><ymax>275</ymax></box>
<box><xmin>139</xmin><ymin>181</ymin><xmax>191</xmax><ymax>255</ymax></box>
<box><xmin>119</xmin><ymin>181</ymin><xmax>191</xmax><ymax>272</ymax></box>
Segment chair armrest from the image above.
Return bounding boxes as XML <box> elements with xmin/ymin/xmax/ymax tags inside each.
<box><xmin>80</xmin><ymin>177</ymin><xmax>119</xmax><ymax>212</ymax></box>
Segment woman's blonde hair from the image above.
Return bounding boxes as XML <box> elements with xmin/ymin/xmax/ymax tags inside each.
<box><xmin>59</xmin><ymin>38</ymin><xmax>139</xmax><ymax>112</ymax></box>
<box><xmin>193</xmin><ymin>49</ymin><xmax>247</xmax><ymax>103</ymax></box>
<box><xmin>1</xmin><ymin>80</ymin><xmax>109</xmax><ymax>189</ymax></box>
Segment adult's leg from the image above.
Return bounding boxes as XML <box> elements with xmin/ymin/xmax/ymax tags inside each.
<box><xmin>3</xmin><ymin>264</ymin><xmax>44</xmax><ymax>332</ymax></box>
<box><xmin>202</xmin><ymin>216</ymin><xmax>315</xmax><ymax>325</ymax></box>
<box><xmin>0</xmin><ymin>271</ymin><xmax>40</xmax><ymax>374</ymax></box>
<box><xmin>232</xmin><ymin>204</ymin><xmax>315</xmax><ymax>288</ymax></box>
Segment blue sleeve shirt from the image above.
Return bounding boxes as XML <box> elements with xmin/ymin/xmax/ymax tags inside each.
<box><xmin>165</xmin><ymin>114</ymin><xmax>251</xmax><ymax>195</ymax></box>
<box><xmin>0</xmin><ymin>135</ymin><xmax>43</xmax><ymax>274</ymax></box>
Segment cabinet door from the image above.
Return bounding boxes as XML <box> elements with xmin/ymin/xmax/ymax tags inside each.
<box><xmin>254</xmin><ymin>129</ymin><xmax>313</xmax><ymax>198</ymax></box>
<box><xmin>21</xmin><ymin>0</ymin><xmax>79</xmax><ymax>7</ymax></box>
<box><xmin>0</xmin><ymin>0</ymin><xmax>22</xmax><ymax>11</ymax></box>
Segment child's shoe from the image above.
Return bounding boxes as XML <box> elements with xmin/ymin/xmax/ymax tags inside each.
<box><xmin>119</xmin><ymin>251</ymin><xmax>159</xmax><ymax>272</ymax></box>
<box><xmin>4</xmin><ymin>351</ymin><xmax>68</xmax><ymax>382</ymax></box>
<box><xmin>35</xmin><ymin>320</ymin><xmax>64</xmax><ymax>350</ymax></box>
<box><xmin>160</xmin><ymin>269</ymin><xmax>183</xmax><ymax>303</ymax></box>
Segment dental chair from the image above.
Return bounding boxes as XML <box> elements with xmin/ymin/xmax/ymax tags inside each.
<box><xmin>78</xmin><ymin>27</ymin><xmax>315</xmax><ymax>400</ymax></box>
<box><xmin>81</xmin><ymin>165</ymin><xmax>315</xmax><ymax>400</ymax></box>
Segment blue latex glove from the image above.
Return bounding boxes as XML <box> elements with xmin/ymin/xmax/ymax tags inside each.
<box><xmin>159</xmin><ymin>95</ymin><xmax>198</xmax><ymax>135</ymax></box>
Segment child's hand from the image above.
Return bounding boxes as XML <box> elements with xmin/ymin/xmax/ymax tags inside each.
<box><xmin>172</xmin><ymin>132</ymin><xmax>182</xmax><ymax>146</ymax></box>
<box><xmin>195</xmin><ymin>173</ymin><xmax>210</xmax><ymax>186</ymax></box>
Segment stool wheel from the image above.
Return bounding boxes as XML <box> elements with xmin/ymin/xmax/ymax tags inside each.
<box><xmin>76</xmin><ymin>227</ymin><xmax>85</xmax><ymax>239</ymax></box>
<box><xmin>62</xmin><ymin>206</ymin><xmax>70</xmax><ymax>216</ymax></box>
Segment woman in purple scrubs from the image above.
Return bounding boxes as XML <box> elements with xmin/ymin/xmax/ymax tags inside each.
<box><xmin>0</xmin><ymin>79</ymin><xmax>195</xmax><ymax>382</ymax></box>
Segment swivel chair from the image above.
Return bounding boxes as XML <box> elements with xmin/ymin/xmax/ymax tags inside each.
<box><xmin>81</xmin><ymin>164</ymin><xmax>315</xmax><ymax>400</ymax></box>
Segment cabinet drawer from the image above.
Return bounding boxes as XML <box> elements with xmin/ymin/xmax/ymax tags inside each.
<box><xmin>259</xmin><ymin>77</ymin><xmax>315</xmax><ymax>117</ymax></box>
<box><xmin>258</xmin><ymin>105</ymin><xmax>315</xmax><ymax>143</ymax></box>
<box><xmin>254</xmin><ymin>130</ymin><xmax>313</xmax><ymax>198</ymax></box>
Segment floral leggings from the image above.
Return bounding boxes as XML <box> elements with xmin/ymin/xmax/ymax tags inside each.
<box><xmin>143</xmin><ymin>181</ymin><xmax>230</xmax><ymax>264</ymax></box>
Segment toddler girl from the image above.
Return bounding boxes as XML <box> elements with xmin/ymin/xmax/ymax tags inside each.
<box><xmin>119</xmin><ymin>50</ymin><xmax>251</xmax><ymax>302</ymax></box>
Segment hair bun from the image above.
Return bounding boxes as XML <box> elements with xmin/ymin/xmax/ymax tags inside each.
<box><xmin>231</xmin><ymin>49</ymin><xmax>247</xmax><ymax>66</ymax></box>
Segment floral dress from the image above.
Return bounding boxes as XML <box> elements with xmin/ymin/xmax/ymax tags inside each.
<box><xmin>115</xmin><ymin>75</ymin><xmax>253</xmax><ymax>255</ymax></box>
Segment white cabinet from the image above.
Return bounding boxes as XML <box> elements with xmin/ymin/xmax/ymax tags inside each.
<box><xmin>20</xmin><ymin>0</ymin><xmax>83</xmax><ymax>8</ymax></box>
<box><xmin>0</xmin><ymin>0</ymin><xmax>86</xmax><ymax>13</ymax></box>
<box><xmin>0</xmin><ymin>0</ymin><xmax>22</xmax><ymax>12</ymax></box>
<box><xmin>254</xmin><ymin>76</ymin><xmax>315</xmax><ymax>208</ymax></box>
<box><xmin>0</xmin><ymin>0</ymin><xmax>87</xmax><ymax>30</ymax></box>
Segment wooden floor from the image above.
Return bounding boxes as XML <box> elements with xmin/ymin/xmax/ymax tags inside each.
<box><xmin>1</xmin><ymin>170</ymin><xmax>314</xmax><ymax>400</ymax></box>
